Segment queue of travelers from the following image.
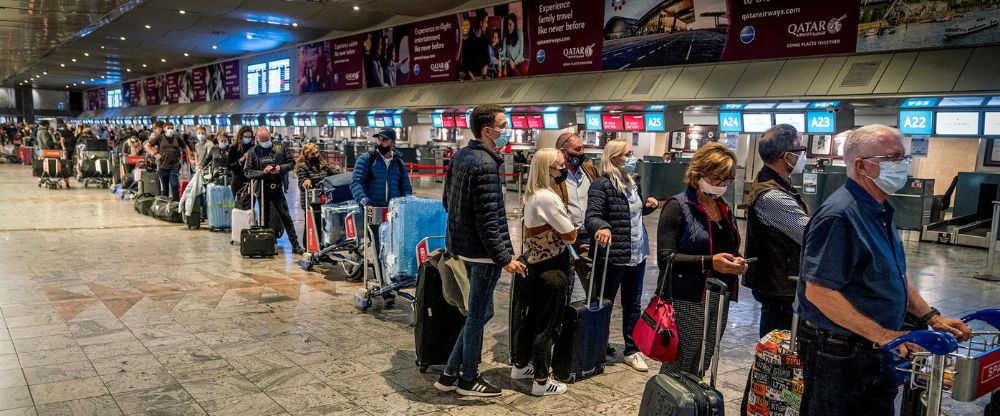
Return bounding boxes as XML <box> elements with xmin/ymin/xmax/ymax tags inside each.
<box><xmin>23</xmin><ymin>111</ymin><xmax>982</xmax><ymax>410</ymax></box>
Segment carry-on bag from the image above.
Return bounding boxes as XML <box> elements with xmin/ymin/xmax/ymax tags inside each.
<box><xmin>32</xmin><ymin>159</ymin><xmax>43</xmax><ymax>177</ymax></box>
<box><xmin>166</xmin><ymin>201</ymin><xmax>183</xmax><ymax>223</ymax></box>
<box><xmin>183</xmin><ymin>203</ymin><xmax>201</xmax><ymax>229</ymax></box>
<box><xmin>413</xmin><ymin>250</ymin><xmax>466</xmax><ymax>372</ymax></box>
<box><xmin>139</xmin><ymin>171</ymin><xmax>160</xmax><ymax>196</ymax></box>
<box><xmin>207</xmin><ymin>183</ymin><xmax>234</xmax><ymax>230</ymax></box>
<box><xmin>632</xmin><ymin>253</ymin><xmax>679</xmax><ymax>363</ymax></box>
<box><xmin>19</xmin><ymin>146</ymin><xmax>33</xmax><ymax>165</ymax></box>
<box><xmin>240</xmin><ymin>180</ymin><xmax>277</xmax><ymax>257</ymax></box>
<box><xmin>638</xmin><ymin>278</ymin><xmax>729</xmax><ymax>416</ymax></box>
<box><xmin>508</xmin><ymin>251</ymin><xmax>532</xmax><ymax>367</ymax></box>
<box><xmin>551</xmin><ymin>244</ymin><xmax>613</xmax><ymax>383</ymax></box>
<box><xmin>42</xmin><ymin>158</ymin><xmax>62</xmax><ymax>178</ymax></box>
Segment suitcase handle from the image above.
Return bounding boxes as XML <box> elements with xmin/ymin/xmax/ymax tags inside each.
<box><xmin>698</xmin><ymin>278</ymin><xmax>729</xmax><ymax>387</ymax></box>
<box><xmin>587</xmin><ymin>240</ymin><xmax>610</xmax><ymax>312</ymax></box>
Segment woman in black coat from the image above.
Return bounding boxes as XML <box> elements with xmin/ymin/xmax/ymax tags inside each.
<box><xmin>228</xmin><ymin>126</ymin><xmax>254</xmax><ymax>209</ymax></box>
<box><xmin>294</xmin><ymin>143</ymin><xmax>342</xmax><ymax>248</ymax></box>
<box><xmin>584</xmin><ymin>139</ymin><xmax>658</xmax><ymax>372</ymax></box>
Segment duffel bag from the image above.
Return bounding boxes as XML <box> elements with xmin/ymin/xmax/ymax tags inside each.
<box><xmin>134</xmin><ymin>193</ymin><xmax>156</xmax><ymax>216</ymax></box>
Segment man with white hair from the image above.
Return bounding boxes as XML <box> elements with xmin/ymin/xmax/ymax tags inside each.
<box><xmin>244</xmin><ymin>127</ymin><xmax>303</xmax><ymax>255</ymax></box>
<box><xmin>794</xmin><ymin>125</ymin><xmax>972</xmax><ymax>415</ymax></box>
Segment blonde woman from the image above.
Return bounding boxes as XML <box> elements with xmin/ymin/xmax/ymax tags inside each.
<box><xmin>294</xmin><ymin>143</ymin><xmax>342</xmax><ymax>248</ymax></box>
<box><xmin>584</xmin><ymin>140</ymin><xmax>659</xmax><ymax>372</ymax></box>
<box><xmin>511</xmin><ymin>148</ymin><xmax>575</xmax><ymax>396</ymax></box>
<box><xmin>656</xmin><ymin>142</ymin><xmax>746</xmax><ymax>376</ymax></box>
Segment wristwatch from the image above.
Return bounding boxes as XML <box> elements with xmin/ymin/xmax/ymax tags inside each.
<box><xmin>918</xmin><ymin>307</ymin><xmax>941</xmax><ymax>327</ymax></box>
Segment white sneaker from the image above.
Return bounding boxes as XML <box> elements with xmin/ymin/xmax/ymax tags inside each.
<box><xmin>510</xmin><ymin>364</ymin><xmax>535</xmax><ymax>380</ymax></box>
<box><xmin>531</xmin><ymin>377</ymin><xmax>568</xmax><ymax>396</ymax></box>
<box><xmin>624</xmin><ymin>353</ymin><xmax>648</xmax><ymax>372</ymax></box>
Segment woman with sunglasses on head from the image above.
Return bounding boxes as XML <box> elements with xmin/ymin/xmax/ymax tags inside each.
<box><xmin>657</xmin><ymin>142</ymin><xmax>747</xmax><ymax>376</ymax></box>
<box><xmin>585</xmin><ymin>140</ymin><xmax>659</xmax><ymax>372</ymax></box>
<box><xmin>511</xmin><ymin>148</ymin><xmax>576</xmax><ymax>396</ymax></box>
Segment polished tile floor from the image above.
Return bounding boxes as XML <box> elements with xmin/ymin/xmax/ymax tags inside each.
<box><xmin>0</xmin><ymin>166</ymin><xmax>995</xmax><ymax>415</ymax></box>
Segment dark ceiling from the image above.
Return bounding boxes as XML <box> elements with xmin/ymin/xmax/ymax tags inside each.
<box><xmin>1</xmin><ymin>0</ymin><xmax>478</xmax><ymax>90</ymax></box>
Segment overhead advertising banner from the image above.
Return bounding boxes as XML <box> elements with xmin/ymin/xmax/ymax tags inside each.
<box><xmin>298</xmin><ymin>41</ymin><xmax>333</xmax><ymax>93</ymax></box>
<box><xmin>602</xmin><ymin>0</ymin><xmax>729</xmax><ymax>70</ymax></box>
<box><xmin>143</xmin><ymin>77</ymin><xmax>160</xmax><ymax>106</ymax></box>
<box><xmin>723</xmin><ymin>0</ymin><xmax>860</xmax><ymax>61</ymax></box>
<box><xmin>165</xmin><ymin>72</ymin><xmax>180</xmax><ymax>104</ymax></box>
<box><xmin>455</xmin><ymin>3</ymin><xmax>525</xmax><ymax>80</ymax></box>
<box><xmin>524</xmin><ymin>0</ymin><xmax>602</xmax><ymax>75</ymax></box>
<box><xmin>857</xmin><ymin>2</ymin><xmax>1000</xmax><ymax>53</ymax></box>
<box><xmin>408</xmin><ymin>15</ymin><xmax>459</xmax><ymax>85</ymax></box>
<box><xmin>330</xmin><ymin>35</ymin><xmax>365</xmax><ymax>91</ymax></box>
<box><xmin>123</xmin><ymin>81</ymin><xmax>141</xmax><ymax>107</ymax></box>
<box><xmin>191</xmin><ymin>67</ymin><xmax>207</xmax><ymax>102</ymax></box>
<box><xmin>215</xmin><ymin>59</ymin><xmax>241</xmax><ymax>100</ymax></box>
<box><xmin>174</xmin><ymin>70</ymin><xmax>194</xmax><ymax>104</ymax></box>
<box><xmin>365</xmin><ymin>23</ymin><xmax>412</xmax><ymax>87</ymax></box>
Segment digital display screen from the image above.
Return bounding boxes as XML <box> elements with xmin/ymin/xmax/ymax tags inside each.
<box><xmin>899</xmin><ymin>110</ymin><xmax>934</xmax><ymax>135</ymax></box>
<box><xmin>542</xmin><ymin>113</ymin><xmax>559</xmax><ymax>129</ymax></box>
<box><xmin>526</xmin><ymin>115</ymin><xmax>544</xmax><ymax>129</ymax></box>
<box><xmin>431</xmin><ymin>114</ymin><xmax>443</xmax><ymax>128</ymax></box>
<box><xmin>242</xmin><ymin>115</ymin><xmax>258</xmax><ymax>126</ymax></box>
<box><xmin>247</xmin><ymin>63</ymin><xmax>267</xmax><ymax>96</ymax></box>
<box><xmin>622</xmin><ymin>114</ymin><xmax>645</xmax><ymax>131</ymax></box>
<box><xmin>742</xmin><ymin>113</ymin><xmax>773</xmax><ymax>133</ymax></box>
<box><xmin>511</xmin><ymin>115</ymin><xmax>528</xmax><ymax>129</ymax></box>
<box><xmin>935</xmin><ymin>112</ymin><xmax>980</xmax><ymax>136</ymax></box>
<box><xmin>938</xmin><ymin>97</ymin><xmax>985</xmax><ymax>107</ymax></box>
<box><xmin>901</xmin><ymin>98</ymin><xmax>938</xmax><ymax>108</ymax></box>
<box><xmin>267</xmin><ymin>59</ymin><xmax>291</xmax><ymax>94</ymax></box>
<box><xmin>442</xmin><ymin>116</ymin><xmax>455</xmax><ymax>128</ymax></box>
<box><xmin>374</xmin><ymin>118</ymin><xmax>385</xmax><ymax>128</ymax></box>
<box><xmin>774</xmin><ymin>113</ymin><xmax>805</xmax><ymax>132</ymax></box>
<box><xmin>456</xmin><ymin>115</ymin><xmax>468</xmax><ymax>129</ymax></box>
<box><xmin>806</xmin><ymin>112</ymin><xmax>835</xmax><ymax>134</ymax></box>
<box><xmin>585</xmin><ymin>113</ymin><xmax>601</xmax><ymax>130</ymax></box>
<box><xmin>984</xmin><ymin>112</ymin><xmax>1000</xmax><ymax>136</ymax></box>
<box><xmin>601</xmin><ymin>114</ymin><xmax>623</xmax><ymax>131</ymax></box>
<box><xmin>383</xmin><ymin>116</ymin><xmax>394</xmax><ymax>127</ymax></box>
<box><xmin>719</xmin><ymin>112</ymin><xmax>742</xmax><ymax>132</ymax></box>
<box><xmin>393</xmin><ymin>115</ymin><xmax>403</xmax><ymax>127</ymax></box>
<box><xmin>644</xmin><ymin>113</ymin><xmax>665</xmax><ymax>132</ymax></box>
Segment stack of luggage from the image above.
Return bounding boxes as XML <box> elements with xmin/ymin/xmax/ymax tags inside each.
<box><xmin>37</xmin><ymin>150</ymin><xmax>64</xmax><ymax>189</ymax></box>
<box><xmin>79</xmin><ymin>151</ymin><xmax>113</xmax><ymax>188</ymax></box>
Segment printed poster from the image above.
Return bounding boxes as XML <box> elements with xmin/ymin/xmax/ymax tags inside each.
<box><xmin>364</xmin><ymin>24</ymin><xmax>413</xmax><ymax>87</ymax></box>
<box><xmin>857</xmin><ymin>1</ymin><xmax>1000</xmax><ymax>53</ymax></box>
<box><xmin>330</xmin><ymin>35</ymin><xmax>365</xmax><ymax>90</ymax></box>
<box><xmin>723</xmin><ymin>0</ymin><xmax>860</xmax><ymax>60</ymax></box>
<box><xmin>602</xmin><ymin>0</ymin><xmax>728</xmax><ymax>70</ymax></box>
<box><xmin>143</xmin><ymin>77</ymin><xmax>159</xmax><ymax>107</ymax></box>
<box><xmin>524</xmin><ymin>0</ymin><xmax>602</xmax><ymax>75</ymax></box>
<box><xmin>191</xmin><ymin>67</ymin><xmax>207</xmax><ymax>102</ymax></box>
<box><xmin>298</xmin><ymin>41</ymin><xmax>333</xmax><ymax>93</ymax></box>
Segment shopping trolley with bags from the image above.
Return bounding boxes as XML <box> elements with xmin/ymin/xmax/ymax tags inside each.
<box><xmin>890</xmin><ymin>308</ymin><xmax>1000</xmax><ymax>416</ymax></box>
<box><xmin>298</xmin><ymin>187</ymin><xmax>363</xmax><ymax>273</ymax></box>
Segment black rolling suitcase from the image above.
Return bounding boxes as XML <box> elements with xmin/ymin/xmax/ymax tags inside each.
<box><xmin>413</xmin><ymin>251</ymin><xmax>465</xmax><ymax>372</ymax></box>
<box><xmin>508</xmin><ymin>251</ymin><xmax>531</xmax><ymax>365</ymax></box>
<box><xmin>551</xmin><ymin>244</ymin><xmax>613</xmax><ymax>383</ymax></box>
<box><xmin>638</xmin><ymin>278</ymin><xmax>729</xmax><ymax>416</ymax></box>
<box><xmin>240</xmin><ymin>180</ymin><xmax>277</xmax><ymax>258</ymax></box>
<box><xmin>139</xmin><ymin>170</ymin><xmax>160</xmax><ymax>196</ymax></box>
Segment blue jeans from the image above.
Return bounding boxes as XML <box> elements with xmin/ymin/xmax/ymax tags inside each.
<box><xmin>598</xmin><ymin>259</ymin><xmax>646</xmax><ymax>356</ymax></box>
<box><xmin>445</xmin><ymin>262</ymin><xmax>502</xmax><ymax>381</ymax></box>
<box><xmin>798</xmin><ymin>327</ymin><xmax>898</xmax><ymax>416</ymax></box>
<box><xmin>158</xmin><ymin>168</ymin><xmax>180</xmax><ymax>201</ymax></box>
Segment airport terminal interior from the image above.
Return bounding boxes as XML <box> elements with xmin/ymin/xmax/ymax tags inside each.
<box><xmin>1</xmin><ymin>0</ymin><xmax>1000</xmax><ymax>415</ymax></box>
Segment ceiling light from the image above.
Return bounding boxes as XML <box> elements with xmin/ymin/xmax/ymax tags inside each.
<box><xmin>119</xmin><ymin>36</ymin><xmax>126</xmax><ymax>40</ymax></box>
<box><xmin>65</xmin><ymin>85</ymin><xmax>69</xmax><ymax>88</ymax></box>
<box><xmin>43</xmin><ymin>71</ymin><xmax>47</xmax><ymax>75</ymax></box>
<box><xmin>100</xmin><ymin>75</ymin><xmax>105</xmax><ymax>79</ymax></box>
<box><xmin>126</xmin><ymin>68</ymin><xmax>132</xmax><ymax>72</ymax></box>
<box><xmin>72</xmin><ymin>83</ymin><xmax>76</xmax><ymax>86</ymax></box>
<box><xmin>100</xmin><ymin>46</ymin><xmax>105</xmax><ymax>49</ymax></box>
<box><xmin>142</xmin><ymin>64</ymin><xmax>147</xmax><ymax>67</ymax></box>
<box><xmin>246</xmin><ymin>33</ymin><xmax>253</xmax><ymax>39</ymax></box>
<box><xmin>292</xmin><ymin>22</ymin><xmax>298</xmax><ymax>27</ymax></box>
<box><xmin>353</xmin><ymin>5</ymin><xmax>360</xmax><ymax>11</ymax></box>
<box><xmin>83</xmin><ymin>52</ymin><xmax>89</xmax><ymax>57</ymax></box>
<box><xmin>183</xmin><ymin>53</ymin><xmax>189</xmax><ymax>57</ymax></box>
<box><xmin>178</xmin><ymin>9</ymin><xmax>185</xmax><ymax>14</ymax></box>
<box><xmin>60</xmin><ymin>63</ymin><xmax>65</xmax><ymax>67</ymax></box>
<box><xmin>71</xmin><ymin>58</ymin><xmax>77</xmax><ymax>62</ymax></box>
<box><xmin>81</xmin><ymin>81</ymin><xmax>85</xmax><ymax>84</ymax></box>
<box><xmin>212</xmin><ymin>45</ymin><xmax>218</xmax><ymax>49</ymax></box>
<box><xmin>160</xmin><ymin>58</ymin><xmax>166</xmax><ymax>62</ymax></box>
<box><xmin>90</xmin><ymin>78</ymin><xmax>95</xmax><ymax>81</ymax></box>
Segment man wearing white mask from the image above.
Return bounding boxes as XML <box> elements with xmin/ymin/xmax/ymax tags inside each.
<box><xmin>144</xmin><ymin>121</ymin><xmax>192</xmax><ymax>201</ymax></box>
<box><xmin>743</xmin><ymin>123</ymin><xmax>810</xmax><ymax>338</ymax></box>
<box><xmin>795</xmin><ymin>125</ymin><xmax>972</xmax><ymax>415</ymax></box>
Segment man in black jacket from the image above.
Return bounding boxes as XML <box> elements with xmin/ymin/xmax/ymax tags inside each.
<box><xmin>434</xmin><ymin>104</ymin><xmax>525</xmax><ymax>397</ymax></box>
<box><xmin>744</xmin><ymin>124</ymin><xmax>810</xmax><ymax>337</ymax></box>
<box><xmin>244</xmin><ymin>127</ymin><xmax>304</xmax><ymax>255</ymax></box>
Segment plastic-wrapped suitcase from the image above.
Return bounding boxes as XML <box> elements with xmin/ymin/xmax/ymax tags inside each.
<box><xmin>383</xmin><ymin>196</ymin><xmax>448</xmax><ymax>280</ymax></box>
<box><xmin>321</xmin><ymin>201</ymin><xmax>362</xmax><ymax>247</ymax></box>
<box><xmin>413</xmin><ymin>250</ymin><xmax>465</xmax><ymax>372</ymax></box>
<box><xmin>206</xmin><ymin>183</ymin><xmax>234</xmax><ymax>230</ymax></box>
<box><xmin>638</xmin><ymin>278</ymin><xmax>729</xmax><ymax>416</ymax></box>
<box><xmin>551</xmin><ymin>244</ymin><xmax>613</xmax><ymax>383</ymax></box>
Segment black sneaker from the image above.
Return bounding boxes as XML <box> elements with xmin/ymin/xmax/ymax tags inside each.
<box><xmin>433</xmin><ymin>373</ymin><xmax>459</xmax><ymax>392</ymax></box>
<box><xmin>456</xmin><ymin>376</ymin><xmax>502</xmax><ymax>397</ymax></box>
<box><xmin>292</xmin><ymin>246</ymin><xmax>305</xmax><ymax>255</ymax></box>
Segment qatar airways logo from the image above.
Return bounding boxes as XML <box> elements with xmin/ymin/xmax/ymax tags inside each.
<box><xmin>430</xmin><ymin>61</ymin><xmax>450</xmax><ymax>73</ymax></box>
<box><xmin>563</xmin><ymin>43</ymin><xmax>595</xmax><ymax>59</ymax></box>
<box><xmin>788</xmin><ymin>14</ymin><xmax>847</xmax><ymax>37</ymax></box>
<box><xmin>345</xmin><ymin>71</ymin><xmax>360</xmax><ymax>81</ymax></box>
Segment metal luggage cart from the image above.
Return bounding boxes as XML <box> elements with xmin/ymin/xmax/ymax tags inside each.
<box><xmin>298</xmin><ymin>189</ymin><xmax>361</xmax><ymax>273</ymax></box>
<box><xmin>892</xmin><ymin>309</ymin><xmax>1000</xmax><ymax>416</ymax></box>
<box><xmin>38</xmin><ymin>149</ymin><xmax>64</xmax><ymax>189</ymax></box>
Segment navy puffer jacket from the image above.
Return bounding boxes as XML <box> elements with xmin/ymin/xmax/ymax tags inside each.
<box><xmin>585</xmin><ymin>174</ymin><xmax>656</xmax><ymax>265</ymax></box>
<box><xmin>350</xmin><ymin>150</ymin><xmax>413</xmax><ymax>207</ymax></box>
<box><xmin>443</xmin><ymin>140</ymin><xmax>513</xmax><ymax>267</ymax></box>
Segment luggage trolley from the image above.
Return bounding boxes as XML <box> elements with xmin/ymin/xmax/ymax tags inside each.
<box><xmin>38</xmin><ymin>149</ymin><xmax>65</xmax><ymax>189</ymax></box>
<box><xmin>890</xmin><ymin>309</ymin><xmax>1000</xmax><ymax>416</ymax></box>
<box><xmin>354</xmin><ymin>205</ymin><xmax>393</xmax><ymax>311</ymax></box>
<box><xmin>297</xmin><ymin>188</ymin><xmax>362</xmax><ymax>273</ymax></box>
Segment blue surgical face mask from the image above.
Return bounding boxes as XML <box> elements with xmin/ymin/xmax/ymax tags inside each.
<box><xmin>866</xmin><ymin>159</ymin><xmax>909</xmax><ymax>194</ymax></box>
<box><xmin>491</xmin><ymin>127</ymin><xmax>512</xmax><ymax>148</ymax></box>
<box><xmin>622</xmin><ymin>157</ymin><xmax>637</xmax><ymax>174</ymax></box>
<box><xmin>259</xmin><ymin>140</ymin><xmax>272</xmax><ymax>149</ymax></box>
<box><xmin>219</xmin><ymin>142</ymin><xmax>230</xmax><ymax>149</ymax></box>
<box><xmin>242</xmin><ymin>137</ymin><xmax>252</xmax><ymax>145</ymax></box>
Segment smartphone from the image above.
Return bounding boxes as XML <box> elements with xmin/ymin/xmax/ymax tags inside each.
<box><xmin>743</xmin><ymin>257</ymin><xmax>758</xmax><ymax>264</ymax></box>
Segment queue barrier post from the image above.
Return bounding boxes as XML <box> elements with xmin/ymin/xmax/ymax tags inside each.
<box><xmin>975</xmin><ymin>201</ymin><xmax>1000</xmax><ymax>282</ymax></box>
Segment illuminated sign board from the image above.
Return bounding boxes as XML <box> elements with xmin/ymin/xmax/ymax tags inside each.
<box><xmin>585</xmin><ymin>113</ymin><xmax>601</xmax><ymax>130</ymax></box>
<box><xmin>899</xmin><ymin>110</ymin><xmax>934</xmax><ymax>135</ymax></box>
<box><xmin>644</xmin><ymin>113</ymin><xmax>665</xmax><ymax>132</ymax></box>
<box><xmin>774</xmin><ymin>113</ymin><xmax>805</xmax><ymax>132</ymax></box>
<box><xmin>742</xmin><ymin>113</ymin><xmax>772</xmax><ymax>133</ymax></box>
<box><xmin>601</xmin><ymin>114</ymin><xmax>623</xmax><ymax>131</ymax></box>
<box><xmin>622</xmin><ymin>114</ymin><xmax>645</xmax><ymax>131</ymax></box>
<box><xmin>719</xmin><ymin>112</ymin><xmax>742</xmax><ymax>132</ymax></box>
<box><xmin>806</xmin><ymin>112</ymin><xmax>836</xmax><ymax>134</ymax></box>
<box><xmin>934</xmin><ymin>112</ymin><xmax>980</xmax><ymax>136</ymax></box>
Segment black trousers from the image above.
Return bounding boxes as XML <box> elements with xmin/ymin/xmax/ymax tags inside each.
<box><xmin>260</xmin><ymin>184</ymin><xmax>299</xmax><ymax>246</ymax></box>
<box><xmin>751</xmin><ymin>290</ymin><xmax>795</xmax><ymax>338</ymax></box>
<box><xmin>798</xmin><ymin>326</ymin><xmax>897</xmax><ymax>416</ymax></box>
<box><xmin>513</xmin><ymin>252</ymin><xmax>571</xmax><ymax>379</ymax></box>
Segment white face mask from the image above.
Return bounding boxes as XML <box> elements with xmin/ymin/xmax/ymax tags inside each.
<box><xmin>787</xmin><ymin>151</ymin><xmax>806</xmax><ymax>174</ymax></box>
<box><xmin>196</xmin><ymin>133</ymin><xmax>206</xmax><ymax>140</ymax></box>
<box><xmin>698</xmin><ymin>178</ymin><xmax>728</xmax><ymax>198</ymax></box>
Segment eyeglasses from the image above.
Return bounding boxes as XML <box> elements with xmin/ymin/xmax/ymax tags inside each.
<box><xmin>705</xmin><ymin>176</ymin><xmax>736</xmax><ymax>186</ymax></box>
<box><xmin>785</xmin><ymin>146</ymin><xmax>807</xmax><ymax>154</ymax></box>
<box><xmin>863</xmin><ymin>154</ymin><xmax>913</xmax><ymax>164</ymax></box>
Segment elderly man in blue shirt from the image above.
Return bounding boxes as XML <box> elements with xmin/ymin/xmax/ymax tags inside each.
<box><xmin>795</xmin><ymin>124</ymin><xmax>972</xmax><ymax>416</ymax></box>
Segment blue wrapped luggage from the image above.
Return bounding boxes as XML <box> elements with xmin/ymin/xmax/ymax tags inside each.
<box><xmin>383</xmin><ymin>196</ymin><xmax>448</xmax><ymax>280</ymax></box>
<box><xmin>206</xmin><ymin>183</ymin><xmax>234</xmax><ymax>230</ymax></box>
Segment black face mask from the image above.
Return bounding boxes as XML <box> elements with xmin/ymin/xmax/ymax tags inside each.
<box><xmin>377</xmin><ymin>145</ymin><xmax>392</xmax><ymax>156</ymax></box>
<box><xmin>567</xmin><ymin>153</ymin><xmax>587</xmax><ymax>168</ymax></box>
<box><xmin>554</xmin><ymin>168</ymin><xmax>568</xmax><ymax>184</ymax></box>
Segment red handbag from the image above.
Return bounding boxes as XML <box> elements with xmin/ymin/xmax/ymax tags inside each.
<box><xmin>632</xmin><ymin>254</ymin><xmax>679</xmax><ymax>362</ymax></box>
